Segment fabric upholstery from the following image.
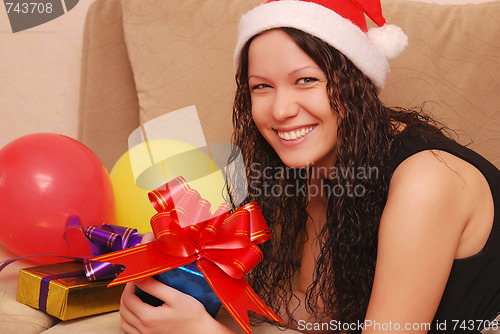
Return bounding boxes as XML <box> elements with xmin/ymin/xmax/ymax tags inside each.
<box><xmin>380</xmin><ymin>0</ymin><xmax>500</xmax><ymax>167</ymax></box>
<box><xmin>120</xmin><ymin>0</ymin><xmax>261</xmax><ymax>149</ymax></box>
<box><xmin>0</xmin><ymin>244</ymin><xmax>57</xmax><ymax>334</ymax></box>
<box><xmin>79</xmin><ymin>0</ymin><xmax>140</xmax><ymax>170</ymax></box>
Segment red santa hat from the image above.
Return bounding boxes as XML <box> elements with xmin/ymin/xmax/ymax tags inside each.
<box><xmin>234</xmin><ymin>0</ymin><xmax>408</xmax><ymax>91</ymax></box>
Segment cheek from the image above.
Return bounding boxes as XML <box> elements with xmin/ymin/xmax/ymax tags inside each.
<box><xmin>250</xmin><ymin>102</ymin><xmax>270</xmax><ymax>130</ymax></box>
<box><xmin>250</xmin><ymin>108</ymin><xmax>261</xmax><ymax>129</ymax></box>
<box><xmin>324</xmin><ymin>120</ymin><xmax>339</xmax><ymax>152</ymax></box>
<box><xmin>308</xmin><ymin>90</ymin><xmax>331</xmax><ymax>112</ymax></box>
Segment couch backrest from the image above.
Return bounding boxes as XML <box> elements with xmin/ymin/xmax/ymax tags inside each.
<box><xmin>80</xmin><ymin>0</ymin><xmax>500</xmax><ymax>170</ymax></box>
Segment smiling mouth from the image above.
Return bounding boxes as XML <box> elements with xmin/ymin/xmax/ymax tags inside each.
<box><xmin>276</xmin><ymin>125</ymin><xmax>316</xmax><ymax>141</ymax></box>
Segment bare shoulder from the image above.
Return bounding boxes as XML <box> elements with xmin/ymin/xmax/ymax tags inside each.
<box><xmin>383</xmin><ymin>148</ymin><xmax>492</xmax><ymax>250</ymax></box>
<box><xmin>386</xmin><ymin>149</ymin><xmax>473</xmax><ymax>229</ymax></box>
<box><xmin>390</xmin><ymin>149</ymin><xmax>471</xmax><ymax>194</ymax></box>
<box><xmin>385</xmin><ymin>149</ymin><xmax>494</xmax><ymax>258</ymax></box>
<box><xmin>364</xmin><ymin>150</ymin><xmax>492</xmax><ymax>331</ymax></box>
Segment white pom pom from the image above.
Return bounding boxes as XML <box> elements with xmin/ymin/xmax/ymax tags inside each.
<box><xmin>367</xmin><ymin>24</ymin><xmax>408</xmax><ymax>59</ymax></box>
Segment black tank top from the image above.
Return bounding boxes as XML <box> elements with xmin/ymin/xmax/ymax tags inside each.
<box><xmin>389</xmin><ymin>129</ymin><xmax>500</xmax><ymax>333</ymax></box>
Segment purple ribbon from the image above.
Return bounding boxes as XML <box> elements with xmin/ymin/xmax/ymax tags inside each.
<box><xmin>0</xmin><ymin>255</ymin><xmax>81</xmax><ymax>273</ymax></box>
<box><xmin>37</xmin><ymin>218</ymin><xmax>143</xmax><ymax>312</ymax></box>
<box><xmin>39</xmin><ymin>270</ymin><xmax>85</xmax><ymax>312</ymax></box>
<box><xmin>0</xmin><ymin>217</ymin><xmax>143</xmax><ymax>282</ymax></box>
<box><xmin>64</xmin><ymin>216</ymin><xmax>143</xmax><ymax>281</ymax></box>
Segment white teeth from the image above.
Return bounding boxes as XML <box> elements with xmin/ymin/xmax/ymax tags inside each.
<box><xmin>277</xmin><ymin>126</ymin><xmax>316</xmax><ymax>141</ymax></box>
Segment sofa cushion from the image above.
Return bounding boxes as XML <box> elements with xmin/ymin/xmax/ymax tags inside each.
<box><xmin>79</xmin><ymin>0</ymin><xmax>140</xmax><ymax>170</ymax></box>
<box><xmin>121</xmin><ymin>0</ymin><xmax>261</xmax><ymax>147</ymax></box>
<box><xmin>0</xmin><ymin>244</ymin><xmax>58</xmax><ymax>334</ymax></box>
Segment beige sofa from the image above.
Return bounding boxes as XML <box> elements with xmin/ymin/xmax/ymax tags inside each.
<box><xmin>1</xmin><ymin>0</ymin><xmax>499</xmax><ymax>333</ymax></box>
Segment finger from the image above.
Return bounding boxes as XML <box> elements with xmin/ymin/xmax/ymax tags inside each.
<box><xmin>140</xmin><ymin>232</ymin><xmax>155</xmax><ymax>244</ymax></box>
<box><xmin>119</xmin><ymin>283</ymin><xmax>143</xmax><ymax>329</ymax></box>
<box><xmin>134</xmin><ymin>277</ymin><xmax>187</xmax><ymax>306</ymax></box>
<box><xmin>120</xmin><ymin>285</ymin><xmax>139</xmax><ymax>321</ymax></box>
<box><xmin>121</xmin><ymin>281</ymin><xmax>142</xmax><ymax>310</ymax></box>
<box><xmin>120</xmin><ymin>282</ymin><xmax>157</xmax><ymax>323</ymax></box>
<box><xmin>120</xmin><ymin>317</ymin><xmax>141</xmax><ymax>334</ymax></box>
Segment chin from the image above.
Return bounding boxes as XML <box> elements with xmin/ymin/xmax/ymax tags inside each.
<box><xmin>284</xmin><ymin>163</ymin><xmax>307</xmax><ymax>169</ymax></box>
<box><xmin>279</xmin><ymin>157</ymin><xmax>311</xmax><ymax>169</ymax></box>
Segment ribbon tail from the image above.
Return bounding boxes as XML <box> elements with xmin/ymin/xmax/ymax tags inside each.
<box><xmin>197</xmin><ymin>259</ymin><xmax>282</xmax><ymax>334</ymax></box>
<box><xmin>90</xmin><ymin>242</ymin><xmax>194</xmax><ymax>287</ymax></box>
<box><xmin>84</xmin><ymin>259</ymin><xmax>124</xmax><ymax>282</ymax></box>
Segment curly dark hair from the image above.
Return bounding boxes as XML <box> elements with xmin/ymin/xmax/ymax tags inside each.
<box><xmin>230</xmin><ymin>27</ymin><xmax>447</xmax><ymax>332</ymax></box>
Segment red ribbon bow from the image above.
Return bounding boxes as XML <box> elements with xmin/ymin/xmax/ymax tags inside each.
<box><xmin>91</xmin><ymin>176</ymin><xmax>281</xmax><ymax>333</ymax></box>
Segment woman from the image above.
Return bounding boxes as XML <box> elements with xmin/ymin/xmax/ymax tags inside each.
<box><xmin>119</xmin><ymin>0</ymin><xmax>500</xmax><ymax>333</ymax></box>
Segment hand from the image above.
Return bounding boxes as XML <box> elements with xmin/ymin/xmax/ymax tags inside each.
<box><xmin>119</xmin><ymin>277</ymin><xmax>216</xmax><ymax>334</ymax></box>
<box><xmin>140</xmin><ymin>232</ymin><xmax>155</xmax><ymax>244</ymax></box>
<box><xmin>121</xmin><ymin>234</ymin><xmax>210</xmax><ymax>333</ymax></box>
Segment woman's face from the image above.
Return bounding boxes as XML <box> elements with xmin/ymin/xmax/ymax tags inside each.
<box><xmin>248</xmin><ymin>29</ymin><xmax>338</xmax><ymax>170</ymax></box>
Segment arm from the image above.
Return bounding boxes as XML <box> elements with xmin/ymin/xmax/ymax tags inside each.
<box><xmin>364</xmin><ymin>150</ymin><xmax>474</xmax><ymax>333</ymax></box>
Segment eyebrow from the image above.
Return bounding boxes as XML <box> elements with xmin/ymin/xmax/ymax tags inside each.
<box><xmin>248</xmin><ymin>65</ymin><xmax>323</xmax><ymax>81</ymax></box>
<box><xmin>289</xmin><ymin>65</ymin><xmax>322</xmax><ymax>76</ymax></box>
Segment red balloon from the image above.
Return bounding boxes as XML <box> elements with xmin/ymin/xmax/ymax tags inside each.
<box><xmin>0</xmin><ymin>133</ymin><xmax>115</xmax><ymax>264</ymax></box>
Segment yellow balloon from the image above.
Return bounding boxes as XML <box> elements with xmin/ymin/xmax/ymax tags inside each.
<box><xmin>110</xmin><ymin>139</ymin><xmax>228</xmax><ymax>233</ymax></box>
<box><xmin>110</xmin><ymin>150</ymin><xmax>156</xmax><ymax>234</ymax></box>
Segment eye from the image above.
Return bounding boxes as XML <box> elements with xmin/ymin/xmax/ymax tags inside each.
<box><xmin>297</xmin><ymin>77</ymin><xmax>318</xmax><ymax>85</ymax></box>
<box><xmin>250</xmin><ymin>83</ymin><xmax>271</xmax><ymax>91</ymax></box>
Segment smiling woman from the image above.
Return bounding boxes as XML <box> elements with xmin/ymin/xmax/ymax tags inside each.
<box><xmin>228</xmin><ymin>0</ymin><xmax>500</xmax><ymax>333</ymax></box>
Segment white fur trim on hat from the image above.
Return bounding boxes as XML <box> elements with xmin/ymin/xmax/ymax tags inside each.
<box><xmin>367</xmin><ymin>24</ymin><xmax>408</xmax><ymax>60</ymax></box>
<box><xmin>234</xmin><ymin>0</ymin><xmax>402</xmax><ymax>91</ymax></box>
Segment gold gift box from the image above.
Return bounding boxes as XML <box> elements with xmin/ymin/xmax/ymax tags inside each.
<box><xmin>16</xmin><ymin>261</ymin><xmax>125</xmax><ymax>321</ymax></box>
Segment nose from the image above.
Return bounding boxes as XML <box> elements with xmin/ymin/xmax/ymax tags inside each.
<box><xmin>271</xmin><ymin>88</ymin><xmax>299</xmax><ymax>121</ymax></box>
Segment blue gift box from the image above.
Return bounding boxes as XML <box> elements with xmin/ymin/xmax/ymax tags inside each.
<box><xmin>135</xmin><ymin>262</ymin><xmax>221</xmax><ymax>318</ymax></box>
